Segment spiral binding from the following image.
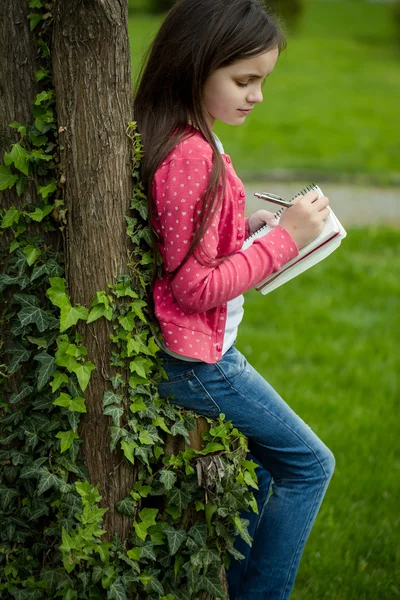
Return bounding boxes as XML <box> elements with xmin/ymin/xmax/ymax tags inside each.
<box><xmin>246</xmin><ymin>183</ymin><xmax>318</xmax><ymax>243</ymax></box>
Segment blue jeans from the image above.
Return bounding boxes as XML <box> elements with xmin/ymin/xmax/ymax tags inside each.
<box><xmin>158</xmin><ymin>345</ymin><xmax>335</xmax><ymax>600</ymax></box>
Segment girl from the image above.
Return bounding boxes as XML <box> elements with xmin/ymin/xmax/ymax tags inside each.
<box><xmin>134</xmin><ymin>0</ymin><xmax>335</xmax><ymax>598</ymax></box>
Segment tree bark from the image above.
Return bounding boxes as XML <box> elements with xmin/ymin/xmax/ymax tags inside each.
<box><xmin>0</xmin><ymin>0</ymin><xmax>41</xmax><ymax>248</ymax></box>
<box><xmin>51</xmin><ymin>0</ymin><xmax>135</xmax><ymax>542</ymax></box>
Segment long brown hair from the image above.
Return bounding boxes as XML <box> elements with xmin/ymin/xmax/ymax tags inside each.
<box><xmin>133</xmin><ymin>0</ymin><xmax>286</xmax><ymax>271</ymax></box>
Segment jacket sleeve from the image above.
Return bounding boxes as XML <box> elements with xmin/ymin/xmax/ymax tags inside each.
<box><xmin>153</xmin><ymin>156</ymin><xmax>298</xmax><ymax>315</ymax></box>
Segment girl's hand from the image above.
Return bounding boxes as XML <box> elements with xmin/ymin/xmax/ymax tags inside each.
<box><xmin>248</xmin><ymin>209</ymin><xmax>278</xmax><ymax>235</ymax></box>
<box><xmin>278</xmin><ymin>189</ymin><xmax>330</xmax><ymax>249</ymax></box>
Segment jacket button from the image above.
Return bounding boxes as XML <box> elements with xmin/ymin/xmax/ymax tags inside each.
<box><xmin>220</xmin><ymin>306</ymin><xmax>226</xmax><ymax>313</ymax></box>
<box><xmin>240</xmin><ymin>190</ymin><xmax>246</xmax><ymax>197</ymax></box>
<box><xmin>225</xmin><ymin>156</ymin><xmax>231</xmax><ymax>164</ymax></box>
<box><xmin>216</xmin><ymin>344</ymin><xmax>222</xmax><ymax>352</ymax></box>
<box><xmin>237</xmin><ymin>232</ymin><xmax>244</xmax><ymax>240</ymax></box>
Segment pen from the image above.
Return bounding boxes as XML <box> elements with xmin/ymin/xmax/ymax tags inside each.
<box><xmin>254</xmin><ymin>192</ymin><xmax>293</xmax><ymax>208</ymax></box>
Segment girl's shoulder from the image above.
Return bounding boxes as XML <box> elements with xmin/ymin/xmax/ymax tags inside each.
<box><xmin>160</xmin><ymin>129</ymin><xmax>213</xmax><ymax>168</ymax></box>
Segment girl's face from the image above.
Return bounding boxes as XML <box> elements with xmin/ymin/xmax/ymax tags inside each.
<box><xmin>202</xmin><ymin>47</ymin><xmax>279</xmax><ymax>129</ymax></box>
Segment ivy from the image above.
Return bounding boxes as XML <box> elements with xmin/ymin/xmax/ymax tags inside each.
<box><xmin>0</xmin><ymin>5</ymin><xmax>261</xmax><ymax>599</ymax></box>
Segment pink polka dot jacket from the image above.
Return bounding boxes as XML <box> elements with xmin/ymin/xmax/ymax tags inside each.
<box><xmin>152</xmin><ymin>128</ymin><xmax>298</xmax><ymax>363</ymax></box>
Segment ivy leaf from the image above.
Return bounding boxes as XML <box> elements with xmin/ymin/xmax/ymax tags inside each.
<box><xmin>28</xmin><ymin>12</ymin><xmax>42</xmax><ymax>30</ymax></box>
<box><xmin>116</xmin><ymin>496</ymin><xmax>137</xmax><ymax>519</ymax></box>
<box><xmin>56</xmin><ymin>430</ymin><xmax>79</xmax><ymax>453</ymax></box>
<box><xmin>9</xmin><ymin>384</ymin><xmax>33</xmax><ymax>404</ymax></box>
<box><xmin>120</xmin><ymin>439</ymin><xmax>137</xmax><ymax>465</ymax></box>
<box><xmin>198</xmin><ymin>572</ymin><xmax>225</xmax><ymax>599</ymax></box>
<box><xmin>168</xmin><ymin>486</ymin><xmax>191</xmax><ymax>513</ymax></box>
<box><xmin>131</xmin><ymin>299</ymin><xmax>147</xmax><ymax>322</ymax></box>
<box><xmin>23</xmin><ymin>245</ymin><xmax>41</xmax><ymax>266</ymax></box>
<box><xmin>26</xmin><ymin>205</ymin><xmax>54</xmax><ymax>222</ymax></box>
<box><xmin>164</xmin><ymin>526</ymin><xmax>187</xmax><ymax>556</ymax></box>
<box><xmin>139</xmin><ymin>429</ymin><xmax>155</xmax><ymax>445</ymax></box>
<box><xmin>46</xmin><ymin>276</ymin><xmax>67</xmax><ymax>308</ymax></box>
<box><xmin>40</xmin><ymin>568</ymin><xmax>72</xmax><ymax>594</ymax></box>
<box><xmin>118</xmin><ymin>312</ymin><xmax>135</xmax><ymax>332</ymax></box>
<box><xmin>133</xmin><ymin>508</ymin><xmax>158</xmax><ymax>541</ymax></box>
<box><xmin>53</xmin><ymin>392</ymin><xmax>71</xmax><ymax>408</ymax></box>
<box><xmin>1</xmin><ymin>206</ymin><xmax>20</xmax><ymax>227</ymax></box>
<box><xmin>0</xmin><ymin>484</ymin><xmax>19</xmax><ymax>510</ymax></box>
<box><xmin>233</xmin><ymin>516</ymin><xmax>253</xmax><ymax>546</ymax></box>
<box><xmin>0</xmin><ymin>166</ymin><xmax>18</xmax><ymax>192</ymax></box>
<box><xmin>51</xmin><ymin>371</ymin><xmax>69</xmax><ymax>393</ymax></box>
<box><xmin>33</xmin><ymin>351</ymin><xmax>56</xmax><ymax>390</ymax></box>
<box><xmin>104</xmin><ymin>404</ymin><xmax>123</xmax><ymax>426</ymax></box>
<box><xmin>73</xmin><ymin>361</ymin><xmax>96</xmax><ymax>392</ymax></box>
<box><xmin>36</xmin><ymin>470</ymin><xmax>61</xmax><ymax>495</ymax></box>
<box><xmin>60</xmin><ymin>303</ymin><xmax>89</xmax><ymax>332</ymax></box>
<box><xmin>108</xmin><ymin>579</ymin><xmax>127</xmax><ymax>600</ymax></box>
<box><xmin>7</xmin><ymin>344</ymin><xmax>30</xmax><ymax>373</ymax></box>
<box><xmin>170</xmin><ymin>420</ymin><xmax>191</xmax><ymax>445</ymax></box>
<box><xmin>103</xmin><ymin>390</ymin><xmax>122</xmax><ymax>407</ymax></box>
<box><xmin>129</xmin><ymin>356</ymin><xmax>152</xmax><ymax>379</ymax></box>
<box><xmin>69</xmin><ymin>396</ymin><xmax>86</xmax><ymax>413</ymax></box>
<box><xmin>188</xmin><ymin>522</ymin><xmax>208</xmax><ymax>550</ymax></box>
<box><xmin>27</xmin><ymin>335</ymin><xmax>48</xmax><ymax>348</ymax></box>
<box><xmin>159</xmin><ymin>470</ymin><xmax>177</xmax><ymax>491</ymax></box>
<box><xmin>4</xmin><ymin>143</ymin><xmax>30</xmax><ymax>175</ymax></box>
<box><xmin>87</xmin><ymin>303</ymin><xmax>112</xmax><ymax>323</ymax></box>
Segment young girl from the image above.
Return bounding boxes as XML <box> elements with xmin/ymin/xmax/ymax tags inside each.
<box><xmin>134</xmin><ymin>0</ymin><xmax>335</xmax><ymax>598</ymax></box>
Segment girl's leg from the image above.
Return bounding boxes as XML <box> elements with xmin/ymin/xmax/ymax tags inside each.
<box><xmin>158</xmin><ymin>347</ymin><xmax>335</xmax><ymax>600</ymax></box>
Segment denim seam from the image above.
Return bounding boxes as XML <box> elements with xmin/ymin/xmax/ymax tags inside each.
<box><xmin>280</xmin><ymin>477</ymin><xmax>329</xmax><ymax>600</ymax></box>
<box><xmin>190</xmin><ymin>372</ymin><xmax>222</xmax><ymax>417</ymax></box>
<box><xmin>210</xmin><ymin>368</ymin><xmax>330</xmax><ymax>479</ymax></box>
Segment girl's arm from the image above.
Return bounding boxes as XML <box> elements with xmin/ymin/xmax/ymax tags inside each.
<box><xmin>153</xmin><ymin>157</ymin><xmax>298</xmax><ymax>314</ymax></box>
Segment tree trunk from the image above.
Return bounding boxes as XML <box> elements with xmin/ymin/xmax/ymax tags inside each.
<box><xmin>51</xmin><ymin>0</ymin><xmax>135</xmax><ymax>543</ymax></box>
<box><xmin>0</xmin><ymin>0</ymin><xmax>41</xmax><ymax>250</ymax></box>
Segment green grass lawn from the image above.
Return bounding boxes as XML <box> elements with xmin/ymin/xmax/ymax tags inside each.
<box><xmin>235</xmin><ymin>226</ymin><xmax>400</xmax><ymax>599</ymax></box>
<box><xmin>128</xmin><ymin>1</ymin><xmax>400</xmax><ymax>183</ymax></box>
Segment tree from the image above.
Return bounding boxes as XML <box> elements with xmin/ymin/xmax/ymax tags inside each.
<box><xmin>1</xmin><ymin>2</ymin><xmax>255</xmax><ymax>598</ymax></box>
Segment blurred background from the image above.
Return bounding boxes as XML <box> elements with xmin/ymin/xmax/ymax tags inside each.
<box><xmin>128</xmin><ymin>2</ymin><xmax>400</xmax><ymax>598</ymax></box>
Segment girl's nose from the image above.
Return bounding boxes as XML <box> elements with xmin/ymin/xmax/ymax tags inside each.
<box><xmin>247</xmin><ymin>87</ymin><xmax>263</xmax><ymax>104</ymax></box>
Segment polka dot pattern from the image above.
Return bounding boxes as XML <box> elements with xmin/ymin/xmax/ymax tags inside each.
<box><xmin>152</xmin><ymin>130</ymin><xmax>298</xmax><ymax>363</ymax></box>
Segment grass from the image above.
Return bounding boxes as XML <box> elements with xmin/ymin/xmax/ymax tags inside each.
<box><xmin>235</xmin><ymin>226</ymin><xmax>400</xmax><ymax>599</ymax></box>
<box><xmin>128</xmin><ymin>1</ymin><xmax>400</xmax><ymax>183</ymax></box>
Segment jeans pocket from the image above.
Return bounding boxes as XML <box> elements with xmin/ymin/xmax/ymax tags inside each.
<box><xmin>158</xmin><ymin>369</ymin><xmax>221</xmax><ymax>419</ymax></box>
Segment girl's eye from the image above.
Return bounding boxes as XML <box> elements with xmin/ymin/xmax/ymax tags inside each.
<box><xmin>236</xmin><ymin>81</ymin><xmax>248</xmax><ymax>88</ymax></box>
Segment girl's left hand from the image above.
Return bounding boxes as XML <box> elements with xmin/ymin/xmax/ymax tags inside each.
<box><xmin>248</xmin><ymin>209</ymin><xmax>278</xmax><ymax>235</ymax></box>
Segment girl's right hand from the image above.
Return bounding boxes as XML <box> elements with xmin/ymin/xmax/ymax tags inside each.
<box><xmin>278</xmin><ymin>189</ymin><xmax>330</xmax><ymax>249</ymax></box>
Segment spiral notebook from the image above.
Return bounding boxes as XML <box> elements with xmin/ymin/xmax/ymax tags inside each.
<box><xmin>242</xmin><ymin>184</ymin><xmax>347</xmax><ymax>295</ymax></box>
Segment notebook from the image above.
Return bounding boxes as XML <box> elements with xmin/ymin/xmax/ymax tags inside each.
<box><xmin>242</xmin><ymin>184</ymin><xmax>347</xmax><ymax>295</ymax></box>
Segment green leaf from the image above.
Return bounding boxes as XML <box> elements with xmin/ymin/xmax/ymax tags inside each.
<box><xmin>4</xmin><ymin>143</ymin><xmax>30</xmax><ymax>175</ymax></box>
<box><xmin>9</xmin><ymin>384</ymin><xmax>33</xmax><ymax>404</ymax></box>
<box><xmin>7</xmin><ymin>344</ymin><xmax>30</xmax><ymax>373</ymax></box>
<box><xmin>199</xmin><ymin>442</ymin><xmax>225</xmax><ymax>455</ymax></box>
<box><xmin>168</xmin><ymin>486</ymin><xmax>191</xmax><ymax>513</ymax></box>
<box><xmin>159</xmin><ymin>469</ymin><xmax>177</xmax><ymax>491</ymax></box>
<box><xmin>103</xmin><ymin>390</ymin><xmax>122</xmax><ymax>407</ymax></box>
<box><xmin>164</xmin><ymin>526</ymin><xmax>187</xmax><ymax>556</ymax></box>
<box><xmin>139</xmin><ymin>429</ymin><xmax>155</xmax><ymax>445</ymax></box>
<box><xmin>199</xmin><ymin>572</ymin><xmax>225</xmax><ymax>598</ymax></box>
<box><xmin>87</xmin><ymin>304</ymin><xmax>112</xmax><ymax>323</ymax></box>
<box><xmin>1</xmin><ymin>206</ymin><xmax>20</xmax><ymax>227</ymax></box>
<box><xmin>188</xmin><ymin>522</ymin><xmax>208</xmax><ymax>549</ymax></box>
<box><xmin>69</xmin><ymin>396</ymin><xmax>86</xmax><ymax>413</ymax></box>
<box><xmin>46</xmin><ymin>276</ymin><xmax>67</xmax><ymax>308</ymax></box>
<box><xmin>104</xmin><ymin>404</ymin><xmax>123</xmax><ymax>426</ymax></box>
<box><xmin>34</xmin><ymin>90</ymin><xmax>54</xmax><ymax>105</ymax></box>
<box><xmin>60</xmin><ymin>304</ymin><xmax>89</xmax><ymax>332</ymax></box>
<box><xmin>34</xmin><ymin>351</ymin><xmax>56</xmax><ymax>390</ymax></box>
<box><xmin>36</xmin><ymin>470</ymin><xmax>61</xmax><ymax>495</ymax></box>
<box><xmin>170</xmin><ymin>420</ymin><xmax>191</xmax><ymax>444</ymax></box>
<box><xmin>51</xmin><ymin>371</ymin><xmax>69</xmax><ymax>392</ymax></box>
<box><xmin>38</xmin><ymin>180</ymin><xmax>57</xmax><ymax>198</ymax></box>
<box><xmin>108</xmin><ymin>579</ymin><xmax>127</xmax><ymax>600</ymax></box>
<box><xmin>34</xmin><ymin>68</ymin><xmax>48</xmax><ymax>82</ymax></box>
<box><xmin>134</xmin><ymin>508</ymin><xmax>158</xmax><ymax>541</ymax></box>
<box><xmin>53</xmin><ymin>392</ymin><xmax>72</xmax><ymax>408</ymax></box>
<box><xmin>27</xmin><ymin>12</ymin><xmax>42</xmax><ymax>30</ymax></box>
<box><xmin>29</xmin><ymin>0</ymin><xmax>43</xmax><ymax>8</ymax></box>
<box><xmin>73</xmin><ymin>361</ymin><xmax>96</xmax><ymax>392</ymax></box>
<box><xmin>129</xmin><ymin>356</ymin><xmax>152</xmax><ymax>379</ymax></box>
<box><xmin>27</xmin><ymin>335</ymin><xmax>48</xmax><ymax>348</ymax></box>
<box><xmin>121</xmin><ymin>439</ymin><xmax>137</xmax><ymax>465</ymax></box>
<box><xmin>118</xmin><ymin>312</ymin><xmax>135</xmax><ymax>332</ymax></box>
<box><xmin>18</xmin><ymin>304</ymin><xmax>50</xmax><ymax>332</ymax></box>
<box><xmin>0</xmin><ymin>484</ymin><xmax>19</xmax><ymax>510</ymax></box>
<box><xmin>116</xmin><ymin>496</ymin><xmax>137</xmax><ymax>518</ymax></box>
<box><xmin>129</xmin><ymin>396</ymin><xmax>147</xmax><ymax>413</ymax></box>
<box><xmin>152</xmin><ymin>415</ymin><xmax>172</xmax><ymax>433</ymax></box>
<box><xmin>131</xmin><ymin>299</ymin><xmax>147</xmax><ymax>322</ymax></box>
<box><xmin>26</xmin><ymin>205</ymin><xmax>54</xmax><ymax>222</ymax></box>
<box><xmin>56</xmin><ymin>430</ymin><xmax>79</xmax><ymax>453</ymax></box>
<box><xmin>23</xmin><ymin>245</ymin><xmax>41</xmax><ymax>266</ymax></box>
<box><xmin>233</xmin><ymin>516</ymin><xmax>253</xmax><ymax>547</ymax></box>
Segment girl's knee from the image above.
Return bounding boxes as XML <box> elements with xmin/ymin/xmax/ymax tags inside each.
<box><xmin>320</xmin><ymin>446</ymin><xmax>335</xmax><ymax>480</ymax></box>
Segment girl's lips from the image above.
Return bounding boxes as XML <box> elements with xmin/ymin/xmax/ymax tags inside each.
<box><xmin>238</xmin><ymin>109</ymin><xmax>252</xmax><ymax>115</ymax></box>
